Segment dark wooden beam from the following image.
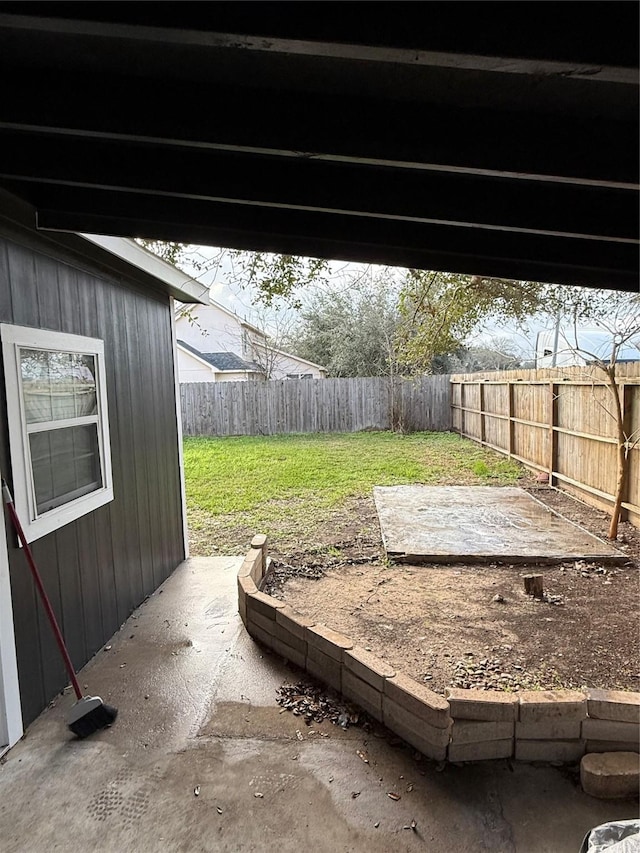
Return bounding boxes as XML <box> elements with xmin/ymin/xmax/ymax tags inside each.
<box><xmin>26</xmin><ymin>185</ymin><xmax>638</xmax><ymax>291</ymax></box>
<box><xmin>1</xmin><ymin>74</ymin><xmax>637</xmax><ymax>188</ymax></box>
<box><xmin>1</xmin><ymin>131</ymin><xmax>636</xmax><ymax>242</ymax></box>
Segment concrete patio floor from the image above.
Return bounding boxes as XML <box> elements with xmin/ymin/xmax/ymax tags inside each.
<box><xmin>374</xmin><ymin>486</ymin><xmax>624</xmax><ymax>564</ymax></box>
<box><xmin>0</xmin><ymin>556</ymin><xmax>635</xmax><ymax>853</ymax></box>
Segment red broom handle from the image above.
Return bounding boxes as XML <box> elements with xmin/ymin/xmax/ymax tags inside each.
<box><xmin>2</xmin><ymin>483</ymin><xmax>83</xmax><ymax>701</ymax></box>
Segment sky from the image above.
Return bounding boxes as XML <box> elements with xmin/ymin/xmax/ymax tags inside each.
<box><xmin>175</xmin><ymin>244</ymin><xmax>638</xmax><ymax>363</ymax></box>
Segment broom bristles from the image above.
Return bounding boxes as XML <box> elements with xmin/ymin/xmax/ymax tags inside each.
<box><xmin>67</xmin><ymin>696</ymin><xmax>118</xmax><ymax>738</ymax></box>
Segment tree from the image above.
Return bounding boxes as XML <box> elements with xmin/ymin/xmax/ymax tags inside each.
<box><xmin>285</xmin><ymin>272</ymin><xmax>402</xmax><ymax>377</ymax></box>
<box><xmin>136</xmin><ymin>239</ymin><xmax>330</xmax><ymax>309</ymax></box>
<box><xmin>396</xmin><ymin>271</ymin><xmax>546</xmax><ymax>372</ymax></box>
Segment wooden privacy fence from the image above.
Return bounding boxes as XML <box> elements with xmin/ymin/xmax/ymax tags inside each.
<box><xmin>181</xmin><ymin>375</ymin><xmax>451</xmax><ymax>437</ymax></box>
<box><xmin>450</xmin><ymin>364</ymin><xmax>640</xmax><ymax>528</ymax></box>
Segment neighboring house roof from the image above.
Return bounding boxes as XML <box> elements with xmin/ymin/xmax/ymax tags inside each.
<box><xmin>177</xmin><ymin>340</ymin><xmax>262</xmax><ymax>373</ymax></box>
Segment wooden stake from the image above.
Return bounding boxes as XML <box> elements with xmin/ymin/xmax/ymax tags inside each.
<box><xmin>523</xmin><ymin>574</ymin><xmax>544</xmax><ymax>598</ymax></box>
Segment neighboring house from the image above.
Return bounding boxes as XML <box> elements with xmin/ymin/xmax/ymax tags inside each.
<box><xmin>175</xmin><ymin>302</ymin><xmax>326</xmax><ymax>381</ymax></box>
<box><xmin>0</xmin><ymin>188</ymin><xmax>209</xmax><ymax>750</ymax></box>
<box><xmin>177</xmin><ymin>339</ymin><xmax>263</xmax><ymax>383</ymax></box>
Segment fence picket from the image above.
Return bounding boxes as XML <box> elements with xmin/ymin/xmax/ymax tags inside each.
<box><xmin>180</xmin><ymin>376</ymin><xmax>452</xmax><ymax>438</ymax></box>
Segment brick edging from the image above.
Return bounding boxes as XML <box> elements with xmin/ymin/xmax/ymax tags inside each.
<box><xmin>238</xmin><ymin>536</ymin><xmax>640</xmax><ymax>764</ymax></box>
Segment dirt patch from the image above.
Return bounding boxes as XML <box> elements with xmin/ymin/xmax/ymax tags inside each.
<box><xmin>264</xmin><ymin>487</ymin><xmax>639</xmax><ymax>695</ymax></box>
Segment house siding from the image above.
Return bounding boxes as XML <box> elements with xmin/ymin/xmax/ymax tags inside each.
<box><xmin>0</xmin><ymin>232</ymin><xmax>185</xmax><ymax>726</ymax></box>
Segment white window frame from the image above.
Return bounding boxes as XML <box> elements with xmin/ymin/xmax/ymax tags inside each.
<box><xmin>1</xmin><ymin>324</ymin><xmax>114</xmax><ymax>543</ymax></box>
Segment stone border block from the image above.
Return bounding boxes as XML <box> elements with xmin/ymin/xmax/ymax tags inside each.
<box><xmin>275</xmin><ymin>605</ymin><xmax>315</xmax><ymax>640</ymax></box>
<box><xmin>516</xmin><ymin>720</ymin><xmax>582</xmax><ymax>740</ymax></box>
<box><xmin>306</xmin><ymin>645</ymin><xmax>342</xmax><ymax>692</ymax></box>
<box><xmin>515</xmin><ymin>739</ymin><xmax>585</xmax><ymax>762</ymax></box>
<box><xmin>272</xmin><ymin>636</ymin><xmax>306</xmax><ymax>670</ymax></box>
<box><xmin>518</xmin><ymin>690</ymin><xmax>586</xmax><ymax>723</ymax></box>
<box><xmin>247</xmin><ymin>609</ymin><xmax>276</xmax><ymax>636</ymax></box>
<box><xmin>586</xmin><ymin>741</ymin><xmax>640</xmax><ymax>753</ymax></box>
<box><xmin>249</xmin><ymin>623</ymin><xmax>275</xmax><ymax>651</ymax></box>
<box><xmin>451</xmin><ymin>720</ymin><xmax>514</xmax><ymax>745</ymax></box>
<box><xmin>446</xmin><ymin>689</ymin><xmax>518</xmax><ymax>721</ymax></box>
<box><xmin>586</xmin><ymin>689</ymin><xmax>640</xmax><ymax>724</ymax></box>
<box><xmin>344</xmin><ymin>647</ymin><xmax>395</xmax><ymax>692</ymax></box>
<box><xmin>247</xmin><ymin>590</ymin><xmax>285</xmax><ymax>621</ymax></box>
<box><xmin>384</xmin><ymin>672</ymin><xmax>451</xmax><ymax>729</ymax></box>
<box><xmin>306</xmin><ymin>624</ymin><xmax>353</xmax><ymax>662</ymax></box>
<box><xmin>342</xmin><ymin>669</ymin><xmax>383</xmax><ymax>721</ymax></box>
<box><xmin>238</xmin><ymin>574</ymin><xmax>258</xmax><ymax>596</ymax></box>
<box><xmin>382</xmin><ymin>697</ymin><xmax>449</xmax><ymax>760</ymax></box>
<box><xmin>273</xmin><ymin>621</ymin><xmax>307</xmax><ymax>655</ymax></box>
<box><xmin>251</xmin><ymin>534</ymin><xmax>268</xmax><ymax>575</ymax></box>
<box><xmin>582</xmin><ymin>719</ymin><xmax>640</xmax><ymax>744</ymax></box>
<box><xmin>242</xmin><ymin>548</ymin><xmax>264</xmax><ymax>585</ymax></box>
<box><xmin>580</xmin><ymin>752</ymin><xmax>640</xmax><ymax>799</ymax></box>
<box><xmin>448</xmin><ymin>739</ymin><xmax>513</xmax><ymax>762</ymax></box>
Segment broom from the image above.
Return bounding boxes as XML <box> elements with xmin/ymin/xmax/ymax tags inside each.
<box><xmin>2</xmin><ymin>481</ymin><xmax>118</xmax><ymax>737</ymax></box>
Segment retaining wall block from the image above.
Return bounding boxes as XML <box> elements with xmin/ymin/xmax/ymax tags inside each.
<box><xmin>247</xmin><ymin>622</ymin><xmax>275</xmax><ymax>651</ymax></box>
<box><xmin>384</xmin><ymin>672</ymin><xmax>451</xmax><ymax>729</ymax></box>
<box><xmin>448</xmin><ymin>739</ymin><xmax>514</xmax><ymax>763</ymax></box>
<box><xmin>272</xmin><ymin>636</ymin><xmax>306</xmax><ymax>670</ymax></box>
<box><xmin>237</xmin><ymin>559</ymin><xmax>255</xmax><ymax>580</ymax></box>
<box><xmin>586</xmin><ymin>741</ymin><xmax>640</xmax><ymax>753</ymax></box>
<box><xmin>247</xmin><ymin>609</ymin><xmax>277</xmax><ymax>637</ymax></box>
<box><xmin>450</xmin><ymin>720</ymin><xmax>514</xmax><ymax>745</ymax></box>
<box><xmin>518</xmin><ymin>690</ymin><xmax>586</xmax><ymax>723</ymax></box>
<box><xmin>382</xmin><ymin>697</ymin><xmax>449</xmax><ymax>761</ymax></box>
<box><xmin>342</xmin><ymin>669</ymin><xmax>383</xmax><ymax>722</ymax></box>
<box><xmin>275</xmin><ymin>605</ymin><xmax>316</xmax><ymax>640</ymax></box>
<box><xmin>306</xmin><ymin>624</ymin><xmax>353</xmax><ymax>662</ymax></box>
<box><xmin>251</xmin><ymin>533</ymin><xmax>268</xmax><ymax>574</ymax></box>
<box><xmin>582</xmin><ymin>719</ymin><xmax>640</xmax><ymax>745</ymax></box>
<box><xmin>273</xmin><ymin>621</ymin><xmax>307</xmax><ymax>656</ymax></box>
<box><xmin>586</xmin><ymin>689</ymin><xmax>640</xmax><ymax>724</ymax></box>
<box><xmin>445</xmin><ymin>688</ymin><xmax>518</xmax><ymax>722</ymax></box>
<box><xmin>238</xmin><ymin>574</ymin><xmax>258</xmax><ymax>627</ymax></box>
<box><xmin>247</xmin><ymin>590</ymin><xmax>286</xmax><ymax>621</ymax></box>
<box><xmin>244</xmin><ymin>548</ymin><xmax>264</xmax><ymax>585</ymax></box>
<box><xmin>515</xmin><ymin>739</ymin><xmax>585</xmax><ymax>762</ymax></box>
<box><xmin>344</xmin><ymin>647</ymin><xmax>395</xmax><ymax>692</ymax></box>
<box><xmin>238</xmin><ymin>574</ymin><xmax>258</xmax><ymax>597</ymax></box>
<box><xmin>306</xmin><ymin>645</ymin><xmax>342</xmax><ymax>692</ymax></box>
<box><xmin>580</xmin><ymin>752</ymin><xmax>640</xmax><ymax>800</ymax></box>
<box><xmin>516</xmin><ymin>720</ymin><xmax>582</xmax><ymax>740</ymax></box>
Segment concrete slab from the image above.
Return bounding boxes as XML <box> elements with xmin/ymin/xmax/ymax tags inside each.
<box><xmin>373</xmin><ymin>486</ymin><xmax>624</xmax><ymax>564</ymax></box>
<box><xmin>0</xmin><ymin>556</ymin><xmax>634</xmax><ymax>853</ymax></box>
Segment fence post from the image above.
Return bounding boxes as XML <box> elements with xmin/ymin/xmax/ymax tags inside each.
<box><xmin>548</xmin><ymin>382</ymin><xmax>558</xmax><ymax>486</ymax></box>
<box><xmin>507</xmin><ymin>382</ymin><xmax>514</xmax><ymax>457</ymax></box>
<box><xmin>479</xmin><ymin>381</ymin><xmax>485</xmax><ymax>445</ymax></box>
<box><xmin>620</xmin><ymin>382</ymin><xmax>632</xmax><ymax>521</ymax></box>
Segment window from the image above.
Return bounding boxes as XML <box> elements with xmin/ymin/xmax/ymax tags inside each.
<box><xmin>1</xmin><ymin>325</ymin><xmax>113</xmax><ymax>542</ymax></box>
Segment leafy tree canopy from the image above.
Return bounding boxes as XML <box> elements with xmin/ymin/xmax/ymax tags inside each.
<box><xmin>285</xmin><ymin>271</ymin><xmax>402</xmax><ymax>377</ymax></box>
<box><xmin>396</xmin><ymin>272</ymin><xmax>546</xmax><ymax>372</ymax></box>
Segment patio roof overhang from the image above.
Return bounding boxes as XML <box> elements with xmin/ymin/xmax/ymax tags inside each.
<box><xmin>0</xmin><ymin>3</ymin><xmax>637</xmax><ymax>291</ymax></box>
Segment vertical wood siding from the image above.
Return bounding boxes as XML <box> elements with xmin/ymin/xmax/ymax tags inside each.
<box><xmin>180</xmin><ymin>375</ymin><xmax>452</xmax><ymax>436</ymax></box>
<box><xmin>0</xmin><ymin>235</ymin><xmax>185</xmax><ymax>726</ymax></box>
<box><xmin>451</xmin><ymin>365</ymin><xmax>640</xmax><ymax>528</ymax></box>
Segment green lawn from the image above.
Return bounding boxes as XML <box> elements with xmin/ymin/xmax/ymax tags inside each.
<box><xmin>184</xmin><ymin>431</ymin><xmax>523</xmax><ymax>556</ymax></box>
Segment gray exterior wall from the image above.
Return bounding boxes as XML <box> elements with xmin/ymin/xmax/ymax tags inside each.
<box><xmin>0</xmin><ymin>229</ymin><xmax>185</xmax><ymax>726</ymax></box>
